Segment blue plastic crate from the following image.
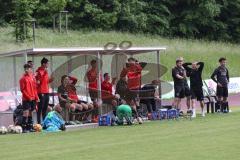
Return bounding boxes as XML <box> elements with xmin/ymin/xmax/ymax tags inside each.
<box><xmin>167</xmin><ymin>109</ymin><xmax>179</xmax><ymax>119</ymax></box>
<box><xmin>98</xmin><ymin>114</ymin><xmax>112</xmax><ymax>126</ymax></box>
<box><xmin>151</xmin><ymin>111</ymin><xmax>159</xmax><ymax>120</ymax></box>
<box><xmin>159</xmin><ymin>109</ymin><xmax>168</xmax><ymax>120</ymax></box>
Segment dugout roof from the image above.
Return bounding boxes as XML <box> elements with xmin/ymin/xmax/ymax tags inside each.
<box><xmin>0</xmin><ymin>47</ymin><xmax>166</xmax><ymax>57</ymax></box>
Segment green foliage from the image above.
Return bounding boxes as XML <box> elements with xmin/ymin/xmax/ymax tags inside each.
<box><xmin>0</xmin><ymin>0</ymin><xmax>14</xmax><ymax>26</ymax></box>
<box><xmin>218</xmin><ymin>0</ymin><xmax>240</xmax><ymax>42</ymax></box>
<box><xmin>35</xmin><ymin>0</ymin><xmax>67</xmax><ymax>27</ymax></box>
<box><xmin>13</xmin><ymin>0</ymin><xmax>39</xmax><ymax>41</ymax></box>
<box><xmin>67</xmin><ymin>0</ymin><xmax>120</xmax><ymax>30</ymax></box>
<box><xmin>143</xmin><ymin>0</ymin><xmax>171</xmax><ymax>35</ymax></box>
<box><xmin>116</xmin><ymin>0</ymin><xmax>147</xmax><ymax>32</ymax></box>
<box><xmin>1</xmin><ymin>0</ymin><xmax>240</xmax><ymax>42</ymax></box>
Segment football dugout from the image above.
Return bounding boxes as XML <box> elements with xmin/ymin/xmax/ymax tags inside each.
<box><xmin>0</xmin><ymin>47</ymin><xmax>167</xmax><ymax>126</ymax></box>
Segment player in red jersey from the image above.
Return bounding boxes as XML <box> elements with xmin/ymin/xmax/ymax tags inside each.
<box><xmin>20</xmin><ymin>64</ymin><xmax>39</xmax><ymax>132</ymax></box>
<box><xmin>35</xmin><ymin>57</ymin><xmax>54</xmax><ymax>124</ymax></box>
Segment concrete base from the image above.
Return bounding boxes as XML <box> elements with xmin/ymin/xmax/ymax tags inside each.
<box><xmin>66</xmin><ymin>123</ymin><xmax>99</xmax><ymax>131</ymax></box>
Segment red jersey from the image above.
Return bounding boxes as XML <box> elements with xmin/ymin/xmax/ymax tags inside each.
<box><xmin>20</xmin><ymin>73</ymin><xmax>39</xmax><ymax>101</ymax></box>
<box><xmin>67</xmin><ymin>76</ymin><xmax>78</xmax><ymax>102</ymax></box>
<box><xmin>101</xmin><ymin>80</ymin><xmax>113</xmax><ymax>99</ymax></box>
<box><xmin>35</xmin><ymin>66</ymin><xmax>52</xmax><ymax>94</ymax></box>
<box><xmin>121</xmin><ymin>64</ymin><xmax>142</xmax><ymax>90</ymax></box>
<box><xmin>86</xmin><ymin>68</ymin><xmax>102</xmax><ymax>90</ymax></box>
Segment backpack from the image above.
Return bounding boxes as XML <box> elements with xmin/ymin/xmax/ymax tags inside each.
<box><xmin>13</xmin><ymin>104</ymin><xmax>23</xmax><ymax>126</ymax></box>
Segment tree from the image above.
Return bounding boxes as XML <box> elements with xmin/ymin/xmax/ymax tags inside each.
<box><xmin>35</xmin><ymin>0</ymin><xmax>67</xmax><ymax>27</ymax></box>
<box><xmin>0</xmin><ymin>1</ymin><xmax>14</xmax><ymax>26</ymax></box>
<box><xmin>143</xmin><ymin>0</ymin><xmax>172</xmax><ymax>36</ymax></box>
<box><xmin>116</xmin><ymin>0</ymin><xmax>147</xmax><ymax>32</ymax></box>
<box><xmin>218</xmin><ymin>0</ymin><xmax>240</xmax><ymax>42</ymax></box>
<box><xmin>67</xmin><ymin>0</ymin><xmax>120</xmax><ymax>30</ymax></box>
<box><xmin>13</xmin><ymin>0</ymin><xmax>38</xmax><ymax>41</ymax></box>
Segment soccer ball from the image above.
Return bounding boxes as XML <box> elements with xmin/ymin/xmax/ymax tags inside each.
<box><xmin>14</xmin><ymin>126</ymin><xmax>23</xmax><ymax>134</ymax></box>
<box><xmin>0</xmin><ymin>126</ymin><xmax>7</xmax><ymax>135</ymax></box>
<box><xmin>7</xmin><ymin>125</ymin><xmax>15</xmax><ymax>133</ymax></box>
<box><xmin>33</xmin><ymin>124</ymin><xmax>42</xmax><ymax>132</ymax></box>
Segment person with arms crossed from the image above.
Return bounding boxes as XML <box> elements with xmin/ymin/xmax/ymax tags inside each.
<box><xmin>172</xmin><ymin>58</ymin><xmax>191</xmax><ymax>114</ymax></box>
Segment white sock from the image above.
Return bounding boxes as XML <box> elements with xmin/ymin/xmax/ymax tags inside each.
<box><xmin>201</xmin><ymin>109</ymin><xmax>205</xmax><ymax>116</ymax></box>
<box><xmin>192</xmin><ymin>109</ymin><xmax>196</xmax><ymax>117</ymax></box>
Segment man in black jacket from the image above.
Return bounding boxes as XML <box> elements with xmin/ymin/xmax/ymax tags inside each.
<box><xmin>183</xmin><ymin>62</ymin><xmax>205</xmax><ymax>117</ymax></box>
<box><xmin>211</xmin><ymin>57</ymin><xmax>229</xmax><ymax>112</ymax></box>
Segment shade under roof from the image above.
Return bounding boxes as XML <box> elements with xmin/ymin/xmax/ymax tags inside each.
<box><xmin>0</xmin><ymin>47</ymin><xmax>166</xmax><ymax>57</ymax></box>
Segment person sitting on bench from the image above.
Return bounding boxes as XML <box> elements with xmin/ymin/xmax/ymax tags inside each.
<box><xmin>101</xmin><ymin>73</ymin><xmax>119</xmax><ymax>113</ymax></box>
<box><xmin>67</xmin><ymin>76</ymin><xmax>94</xmax><ymax>111</ymax></box>
<box><xmin>58</xmin><ymin>75</ymin><xmax>93</xmax><ymax>120</ymax></box>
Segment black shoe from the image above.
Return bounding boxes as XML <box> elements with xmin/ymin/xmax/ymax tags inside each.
<box><xmin>74</xmin><ymin>120</ymin><xmax>82</xmax><ymax>125</ymax></box>
<box><xmin>187</xmin><ymin>110</ymin><xmax>193</xmax><ymax>114</ymax></box>
<box><xmin>22</xmin><ymin>128</ymin><xmax>30</xmax><ymax>133</ymax></box>
<box><xmin>65</xmin><ymin>121</ymin><xmax>71</xmax><ymax>125</ymax></box>
<box><xmin>116</xmin><ymin>121</ymin><xmax>124</xmax><ymax>125</ymax></box>
<box><xmin>29</xmin><ymin>128</ymin><xmax>36</xmax><ymax>132</ymax></box>
<box><xmin>82</xmin><ymin>119</ymin><xmax>91</xmax><ymax>124</ymax></box>
<box><xmin>22</xmin><ymin>124</ymin><xmax>29</xmax><ymax>133</ymax></box>
<box><xmin>127</xmin><ymin>121</ymin><xmax>133</xmax><ymax>125</ymax></box>
<box><xmin>27</xmin><ymin>123</ymin><xmax>36</xmax><ymax>132</ymax></box>
<box><xmin>126</xmin><ymin>117</ymin><xmax>133</xmax><ymax>125</ymax></box>
<box><xmin>179</xmin><ymin>111</ymin><xmax>184</xmax><ymax>117</ymax></box>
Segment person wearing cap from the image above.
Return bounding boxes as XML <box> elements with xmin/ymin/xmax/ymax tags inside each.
<box><xmin>172</xmin><ymin>58</ymin><xmax>191</xmax><ymax>114</ymax></box>
<box><xmin>35</xmin><ymin>57</ymin><xmax>54</xmax><ymax>124</ymax></box>
<box><xmin>183</xmin><ymin>61</ymin><xmax>205</xmax><ymax>117</ymax></box>
<box><xmin>19</xmin><ymin>64</ymin><xmax>39</xmax><ymax>132</ymax></box>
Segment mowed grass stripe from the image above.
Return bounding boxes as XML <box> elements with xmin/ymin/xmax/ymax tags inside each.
<box><xmin>0</xmin><ymin>112</ymin><xmax>240</xmax><ymax>160</ymax></box>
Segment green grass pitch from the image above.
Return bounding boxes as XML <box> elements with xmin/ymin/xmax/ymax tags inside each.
<box><xmin>1</xmin><ymin>111</ymin><xmax>240</xmax><ymax>160</ymax></box>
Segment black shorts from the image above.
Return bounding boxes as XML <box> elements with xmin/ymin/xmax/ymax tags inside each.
<box><xmin>89</xmin><ymin>89</ymin><xmax>98</xmax><ymax>102</ymax></box>
<box><xmin>191</xmin><ymin>87</ymin><xmax>204</xmax><ymax>101</ymax></box>
<box><xmin>174</xmin><ymin>85</ymin><xmax>191</xmax><ymax>98</ymax></box>
<box><xmin>216</xmin><ymin>86</ymin><xmax>228</xmax><ymax>98</ymax></box>
<box><xmin>125</xmin><ymin>89</ymin><xmax>139</xmax><ymax>102</ymax></box>
<box><xmin>22</xmin><ymin>100</ymin><xmax>36</xmax><ymax>111</ymax></box>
